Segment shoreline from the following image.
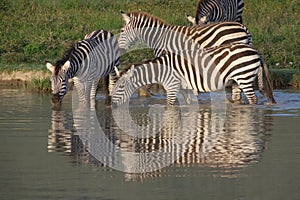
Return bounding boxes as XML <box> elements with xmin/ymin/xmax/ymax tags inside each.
<box><xmin>0</xmin><ymin>69</ymin><xmax>299</xmax><ymax>91</ymax></box>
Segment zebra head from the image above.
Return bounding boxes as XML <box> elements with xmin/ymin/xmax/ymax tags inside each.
<box><xmin>119</xmin><ymin>11</ymin><xmax>140</xmax><ymax>52</ymax></box>
<box><xmin>46</xmin><ymin>61</ymin><xmax>70</xmax><ymax>105</ymax></box>
<box><xmin>111</xmin><ymin>65</ymin><xmax>136</xmax><ymax>106</ymax></box>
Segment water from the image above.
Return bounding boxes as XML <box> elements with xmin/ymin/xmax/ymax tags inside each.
<box><xmin>0</xmin><ymin>88</ymin><xmax>300</xmax><ymax>200</ymax></box>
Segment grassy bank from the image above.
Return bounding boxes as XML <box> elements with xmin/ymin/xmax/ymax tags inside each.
<box><xmin>0</xmin><ymin>0</ymin><xmax>299</xmax><ymax>90</ymax></box>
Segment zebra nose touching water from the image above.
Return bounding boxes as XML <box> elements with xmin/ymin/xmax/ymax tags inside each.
<box><xmin>46</xmin><ymin>30</ymin><xmax>120</xmax><ymax>108</ymax></box>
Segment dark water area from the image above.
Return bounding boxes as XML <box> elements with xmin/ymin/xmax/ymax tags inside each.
<box><xmin>0</xmin><ymin>88</ymin><xmax>300</xmax><ymax>200</ymax></box>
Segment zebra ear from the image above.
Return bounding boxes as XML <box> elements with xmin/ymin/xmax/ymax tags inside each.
<box><xmin>62</xmin><ymin>61</ymin><xmax>70</xmax><ymax>71</ymax></box>
<box><xmin>121</xmin><ymin>12</ymin><xmax>130</xmax><ymax>24</ymax></box>
<box><xmin>185</xmin><ymin>14</ymin><xmax>196</xmax><ymax>25</ymax></box>
<box><xmin>199</xmin><ymin>16</ymin><xmax>207</xmax><ymax>24</ymax></box>
<box><xmin>114</xmin><ymin>66</ymin><xmax>120</xmax><ymax>78</ymax></box>
<box><xmin>46</xmin><ymin>62</ymin><xmax>55</xmax><ymax>73</ymax></box>
<box><xmin>127</xmin><ymin>65</ymin><xmax>135</xmax><ymax>77</ymax></box>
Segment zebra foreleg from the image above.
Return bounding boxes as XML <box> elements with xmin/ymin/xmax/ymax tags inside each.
<box><xmin>105</xmin><ymin>68</ymin><xmax>119</xmax><ymax>105</ymax></box>
<box><xmin>90</xmin><ymin>80</ymin><xmax>99</xmax><ymax>109</ymax></box>
<box><xmin>74</xmin><ymin>79</ymin><xmax>88</xmax><ymax>105</ymax></box>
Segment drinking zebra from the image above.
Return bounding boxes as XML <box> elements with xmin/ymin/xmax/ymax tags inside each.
<box><xmin>112</xmin><ymin>43</ymin><xmax>276</xmax><ymax>106</ymax></box>
<box><xmin>186</xmin><ymin>0</ymin><xmax>244</xmax><ymax>25</ymax></box>
<box><xmin>119</xmin><ymin>11</ymin><xmax>252</xmax><ymax>100</ymax></box>
<box><xmin>46</xmin><ymin>30</ymin><xmax>120</xmax><ymax>107</ymax></box>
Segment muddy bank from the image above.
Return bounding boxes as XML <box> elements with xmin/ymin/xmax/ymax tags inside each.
<box><xmin>0</xmin><ymin>71</ymin><xmax>49</xmax><ymax>82</ymax></box>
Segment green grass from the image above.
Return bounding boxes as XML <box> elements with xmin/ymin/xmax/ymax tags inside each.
<box><xmin>0</xmin><ymin>0</ymin><xmax>299</xmax><ymax>90</ymax></box>
<box><xmin>30</xmin><ymin>77</ymin><xmax>52</xmax><ymax>92</ymax></box>
<box><xmin>270</xmin><ymin>69</ymin><xmax>300</xmax><ymax>89</ymax></box>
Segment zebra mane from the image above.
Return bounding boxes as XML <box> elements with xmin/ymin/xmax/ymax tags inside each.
<box><xmin>129</xmin><ymin>12</ymin><xmax>169</xmax><ymax>26</ymax></box>
<box><xmin>54</xmin><ymin>43</ymin><xmax>75</xmax><ymax>75</ymax></box>
<box><xmin>195</xmin><ymin>0</ymin><xmax>207</xmax><ymax>22</ymax></box>
<box><xmin>196</xmin><ymin>0</ymin><xmax>207</xmax><ymax>11</ymax></box>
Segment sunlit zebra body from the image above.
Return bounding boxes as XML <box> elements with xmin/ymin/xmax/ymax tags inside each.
<box><xmin>187</xmin><ymin>0</ymin><xmax>244</xmax><ymax>25</ymax></box>
<box><xmin>119</xmin><ymin>12</ymin><xmax>252</xmax><ymax>100</ymax></box>
<box><xmin>119</xmin><ymin>11</ymin><xmax>252</xmax><ymax>57</ymax></box>
<box><xmin>46</xmin><ymin>30</ymin><xmax>119</xmax><ymax>107</ymax></box>
<box><xmin>112</xmin><ymin>43</ymin><xmax>276</xmax><ymax>106</ymax></box>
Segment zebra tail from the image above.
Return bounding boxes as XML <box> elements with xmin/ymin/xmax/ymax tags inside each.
<box><xmin>261</xmin><ymin>61</ymin><xmax>276</xmax><ymax>104</ymax></box>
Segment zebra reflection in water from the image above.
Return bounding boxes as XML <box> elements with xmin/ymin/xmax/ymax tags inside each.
<box><xmin>48</xmin><ymin>101</ymin><xmax>273</xmax><ymax>178</ymax></box>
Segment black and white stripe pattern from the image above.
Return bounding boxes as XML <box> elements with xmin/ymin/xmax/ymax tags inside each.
<box><xmin>46</xmin><ymin>30</ymin><xmax>119</xmax><ymax>106</ymax></box>
<box><xmin>119</xmin><ymin>11</ymin><xmax>252</xmax><ymax>57</ymax></box>
<box><xmin>188</xmin><ymin>0</ymin><xmax>244</xmax><ymax>25</ymax></box>
<box><xmin>112</xmin><ymin>43</ymin><xmax>276</xmax><ymax>106</ymax></box>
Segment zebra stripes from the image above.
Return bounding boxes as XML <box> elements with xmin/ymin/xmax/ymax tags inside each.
<box><xmin>119</xmin><ymin>11</ymin><xmax>252</xmax><ymax>58</ymax></box>
<box><xmin>112</xmin><ymin>43</ymin><xmax>276</xmax><ymax>106</ymax></box>
<box><xmin>187</xmin><ymin>0</ymin><xmax>244</xmax><ymax>25</ymax></box>
<box><xmin>46</xmin><ymin>29</ymin><xmax>119</xmax><ymax>106</ymax></box>
<box><xmin>49</xmin><ymin>102</ymin><xmax>269</xmax><ymax>174</ymax></box>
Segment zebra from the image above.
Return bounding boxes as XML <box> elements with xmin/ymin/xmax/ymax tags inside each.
<box><xmin>186</xmin><ymin>0</ymin><xmax>244</xmax><ymax>25</ymax></box>
<box><xmin>119</xmin><ymin>11</ymin><xmax>252</xmax><ymax>100</ymax></box>
<box><xmin>119</xmin><ymin>11</ymin><xmax>252</xmax><ymax>57</ymax></box>
<box><xmin>46</xmin><ymin>30</ymin><xmax>120</xmax><ymax>107</ymax></box>
<box><xmin>112</xmin><ymin>43</ymin><xmax>276</xmax><ymax>106</ymax></box>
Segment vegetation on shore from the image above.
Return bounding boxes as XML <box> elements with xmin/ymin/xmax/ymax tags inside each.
<box><xmin>0</xmin><ymin>0</ymin><xmax>299</xmax><ymax>90</ymax></box>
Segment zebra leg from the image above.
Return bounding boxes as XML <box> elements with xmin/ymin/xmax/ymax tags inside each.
<box><xmin>239</xmin><ymin>84</ymin><xmax>257</xmax><ymax>104</ymax></box>
<box><xmin>165</xmin><ymin>79</ymin><xmax>182</xmax><ymax>106</ymax></box>
<box><xmin>104</xmin><ymin>75</ymin><xmax>111</xmax><ymax>105</ymax></box>
<box><xmin>105</xmin><ymin>68</ymin><xmax>119</xmax><ymax>105</ymax></box>
<box><xmin>90</xmin><ymin>80</ymin><xmax>99</xmax><ymax>109</ymax></box>
<box><xmin>108</xmin><ymin>68</ymin><xmax>119</xmax><ymax>95</ymax></box>
<box><xmin>74</xmin><ymin>79</ymin><xmax>88</xmax><ymax>105</ymax></box>
<box><xmin>231</xmin><ymin>83</ymin><xmax>242</xmax><ymax>103</ymax></box>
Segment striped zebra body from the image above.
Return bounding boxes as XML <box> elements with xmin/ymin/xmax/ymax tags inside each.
<box><xmin>46</xmin><ymin>30</ymin><xmax>119</xmax><ymax>106</ymax></box>
<box><xmin>119</xmin><ymin>12</ymin><xmax>251</xmax><ymax>101</ymax></box>
<box><xmin>112</xmin><ymin>43</ymin><xmax>276</xmax><ymax>106</ymax></box>
<box><xmin>119</xmin><ymin>12</ymin><xmax>252</xmax><ymax>57</ymax></box>
<box><xmin>191</xmin><ymin>0</ymin><xmax>244</xmax><ymax>25</ymax></box>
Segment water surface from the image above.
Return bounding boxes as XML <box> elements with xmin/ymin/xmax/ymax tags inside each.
<box><xmin>0</xmin><ymin>89</ymin><xmax>300</xmax><ymax>200</ymax></box>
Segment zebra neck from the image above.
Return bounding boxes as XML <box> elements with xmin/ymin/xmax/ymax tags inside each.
<box><xmin>66</xmin><ymin>62</ymin><xmax>78</xmax><ymax>79</ymax></box>
<box><xmin>138</xmin><ymin>24</ymin><xmax>170</xmax><ymax>56</ymax></box>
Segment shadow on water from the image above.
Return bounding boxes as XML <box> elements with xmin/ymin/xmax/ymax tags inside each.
<box><xmin>48</xmin><ymin>93</ymin><xmax>274</xmax><ymax>180</ymax></box>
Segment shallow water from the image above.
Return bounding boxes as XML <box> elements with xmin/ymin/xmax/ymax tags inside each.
<box><xmin>0</xmin><ymin>89</ymin><xmax>300</xmax><ymax>199</ymax></box>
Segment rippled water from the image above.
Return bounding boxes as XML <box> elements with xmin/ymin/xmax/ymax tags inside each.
<box><xmin>0</xmin><ymin>88</ymin><xmax>300</xmax><ymax>199</ymax></box>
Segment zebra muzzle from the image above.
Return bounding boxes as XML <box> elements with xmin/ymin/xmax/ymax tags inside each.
<box><xmin>51</xmin><ymin>93</ymin><xmax>61</xmax><ymax>105</ymax></box>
